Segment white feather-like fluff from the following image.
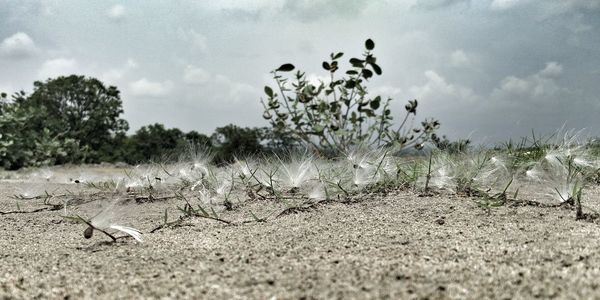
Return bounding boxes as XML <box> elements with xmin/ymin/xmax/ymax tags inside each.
<box><xmin>109</xmin><ymin>224</ymin><xmax>143</xmax><ymax>242</ymax></box>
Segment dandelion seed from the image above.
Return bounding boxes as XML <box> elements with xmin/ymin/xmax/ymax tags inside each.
<box><xmin>107</xmin><ymin>225</ymin><xmax>143</xmax><ymax>242</ymax></box>
<box><xmin>86</xmin><ymin>200</ymin><xmax>143</xmax><ymax>242</ymax></box>
<box><xmin>276</xmin><ymin>154</ymin><xmax>317</xmax><ymax>189</ymax></box>
<box><xmin>308</xmin><ymin>183</ymin><xmax>327</xmax><ymax>201</ymax></box>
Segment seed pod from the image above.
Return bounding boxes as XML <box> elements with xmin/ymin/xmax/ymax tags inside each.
<box><xmin>84</xmin><ymin>226</ymin><xmax>94</xmax><ymax>239</ymax></box>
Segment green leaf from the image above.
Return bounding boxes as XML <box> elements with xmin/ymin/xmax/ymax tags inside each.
<box><xmin>333</xmin><ymin>52</ymin><xmax>344</xmax><ymax>60</ymax></box>
<box><xmin>370</xmin><ymin>96</ymin><xmax>381</xmax><ymax>110</ymax></box>
<box><xmin>350</xmin><ymin>112</ymin><xmax>358</xmax><ymax>123</ymax></box>
<box><xmin>371</xmin><ymin>63</ymin><xmax>382</xmax><ymax>75</ymax></box>
<box><xmin>344</xmin><ymin>80</ymin><xmax>356</xmax><ymax>89</ymax></box>
<box><xmin>322</xmin><ymin>61</ymin><xmax>331</xmax><ymax>71</ymax></box>
<box><xmin>349</xmin><ymin>58</ymin><xmax>363</xmax><ymax>65</ymax></box>
<box><xmin>365</xmin><ymin>39</ymin><xmax>375</xmax><ymax>50</ymax></box>
<box><xmin>264</xmin><ymin>86</ymin><xmax>274</xmax><ymax>98</ymax></box>
<box><xmin>276</xmin><ymin>64</ymin><xmax>295</xmax><ymax>72</ymax></box>
<box><xmin>346</xmin><ymin>70</ymin><xmax>359</xmax><ymax>75</ymax></box>
<box><xmin>362</xmin><ymin>69</ymin><xmax>373</xmax><ymax>79</ymax></box>
<box><xmin>314</xmin><ymin>125</ymin><xmax>324</xmax><ymax>134</ymax></box>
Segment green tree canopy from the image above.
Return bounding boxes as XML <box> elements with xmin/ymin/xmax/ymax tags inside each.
<box><xmin>0</xmin><ymin>92</ymin><xmax>80</xmax><ymax>169</ymax></box>
<box><xmin>124</xmin><ymin>123</ymin><xmax>197</xmax><ymax>163</ymax></box>
<box><xmin>22</xmin><ymin>75</ymin><xmax>129</xmax><ymax>161</ymax></box>
<box><xmin>211</xmin><ymin>124</ymin><xmax>265</xmax><ymax>164</ymax></box>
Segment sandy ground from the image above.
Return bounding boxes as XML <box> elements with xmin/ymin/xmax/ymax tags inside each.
<box><xmin>2</xmin><ymin>178</ymin><xmax>600</xmax><ymax>300</ymax></box>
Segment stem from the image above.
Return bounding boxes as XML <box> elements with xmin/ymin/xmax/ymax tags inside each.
<box><xmin>424</xmin><ymin>151</ymin><xmax>433</xmax><ymax>192</ymax></box>
<box><xmin>76</xmin><ymin>215</ymin><xmax>117</xmax><ymax>242</ymax></box>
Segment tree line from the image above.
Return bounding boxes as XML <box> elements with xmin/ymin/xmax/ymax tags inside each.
<box><xmin>0</xmin><ymin>75</ymin><xmax>277</xmax><ymax>170</ymax></box>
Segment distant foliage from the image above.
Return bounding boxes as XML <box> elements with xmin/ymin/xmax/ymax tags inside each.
<box><xmin>433</xmin><ymin>135</ymin><xmax>471</xmax><ymax>153</ymax></box>
<box><xmin>122</xmin><ymin>123</ymin><xmax>211</xmax><ymax>164</ymax></box>
<box><xmin>211</xmin><ymin>124</ymin><xmax>266</xmax><ymax>165</ymax></box>
<box><xmin>0</xmin><ymin>92</ymin><xmax>80</xmax><ymax>169</ymax></box>
<box><xmin>21</xmin><ymin>75</ymin><xmax>129</xmax><ymax>162</ymax></box>
<box><xmin>262</xmin><ymin>39</ymin><xmax>440</xmax><ymax>155</ymax></box>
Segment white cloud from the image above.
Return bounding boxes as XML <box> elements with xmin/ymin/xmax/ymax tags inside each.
<box><xmin>372</xmin><ymin>85</ymin><xmax>404</xmax><ymax>98</ymax></box>
<box><xmin>37</xmin><ymin>58</ymin><xmax>78</xmax><ymax>80</ymax></box>
<box><xmin>490</xmin><ymin>0</ymin><xmax>523</xmax><ymax>10</ymax></box>
<box><xmin>202</xmin><ymin>0</ymin><xmax>285</xmax><ymax>11</ymax></box>
<box><xmin>107</xmin><ymin>4</ymin><xmax>126</xmax><ymax>20</ymax></box>
<box><xmin>449</xmin><ymin>49</ymin><xmax>469</xmax><ymax>67</ymax></box>
<box><xmin>498</xmin><ymin>76</ymin><xmax>530</xmax><ymax>94</ymax></box>
<box><xmin>305</xmin><ymin>73</ymin><xmax>330</xmax><ymax>87</ymax></box>
<box><xmin>0</xmin><ymin>32</ymin><xmax>37</xmax><ymax>58</ymax></box>
<box><xmin>538</xmin><ymin>0</ymin><xmax>600</xmax><ymax>17</ymax></box>
<box><xmin>409</xmin><ymin>70</ymin><xmax>477</xmax><ymax>102</ymax></box>
<box><xmin>413</xmin><ymin>0</ymin><xmax>470</xmax><ymax>10</ymax></box>
<box><xmin>214</xmin><ymin>74</ymin><xmax>257</xmax><ymax>103</ymax></box>
<box><xmin>183</xmin><ymin>66</ymin><xmax>211</xmax><ymax>85</ymax></box>
<box><xmin>129</xmin><ymin>78</ymin><xmax>173</xmax><ymax>97</ymax></box>
<box><xmin>100</xmin><ymin>58</ymin><xmax>138</xmax><ymax>84</ymax></box>
<box><xmin>177</xmin><ymin>29</ymin><xmax>208</xmax><ymax>52</ymax></box>
<box><xmin>539</xmin><ymin>61</ymin><xmax>563</xmax><ymax>77</ymax></box>
<box><xmin>493</xmin><ymin>62</ymin><xmax>564</xmax><ymax>99</ymax></box>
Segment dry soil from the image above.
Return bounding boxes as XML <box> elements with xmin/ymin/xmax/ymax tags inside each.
<box><xmin>2</xmin><ymin>179</ymin><xmax>600</xmax><ymax>299</ymax></box>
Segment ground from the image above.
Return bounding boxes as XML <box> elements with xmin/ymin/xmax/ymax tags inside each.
<box><xmin>2</xmin><ymin>177</ymin><xmax>600</xmax><ymax>299</ymax></box>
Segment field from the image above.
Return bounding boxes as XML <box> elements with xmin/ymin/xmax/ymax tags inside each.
<box><xmin>2</xmin><ymin>142</ymin><xmax>600</xmax><ymax>299</ymax></box>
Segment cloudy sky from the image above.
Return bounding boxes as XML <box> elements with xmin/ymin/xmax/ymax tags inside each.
<box><xmin>1</xmin><ymin>0</ymin><xmax>599</xmax><ymax>144</ymax></box>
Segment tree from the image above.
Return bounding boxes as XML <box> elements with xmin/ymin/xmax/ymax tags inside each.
<box><xmin>211</xmin><ymin>124</ymin><xmax>265</xmax><ymax>164</ymax></box>
<box><xmin>123</xmin><ymin>123</ymin><xmax>185</xmax><ymax>164</ymax></box>
<box><xmin>22</xmin><ymin>75</ymin><xmax>129</xmax><ymax>161</ymax></box>
<box><xmin>184</xmin><ymin>131</ymin><xmax>212</xmax><ymax>148</ymax></box>
<box><xmin>0</xmin><ymin>92</ymin><xmax>80</xmax><ymax>169</ymax></box>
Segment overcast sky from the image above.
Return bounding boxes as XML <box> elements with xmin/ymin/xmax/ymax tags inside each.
<box><xmin>1</xmin><ymin>0</ymin><xmax>599</xmax><ymax>144</ymax></box>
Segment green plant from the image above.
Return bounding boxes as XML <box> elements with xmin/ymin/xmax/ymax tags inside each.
<box><xmin>262</xmin><ymin>39</ymin><xmax>440</xmax><ymax>155</ymax></box>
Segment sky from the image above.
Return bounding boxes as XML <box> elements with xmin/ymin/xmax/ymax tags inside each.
<box><xmin>1</xmin><ymin>0</ymin><xmax>599</xmax><ymax>144</ymax></box>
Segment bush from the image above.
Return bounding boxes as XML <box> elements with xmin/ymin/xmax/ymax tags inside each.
<box><xmin>262</xmin><ymin>39</ymin><xmax>440</xmax><ymax>155</ymax></box>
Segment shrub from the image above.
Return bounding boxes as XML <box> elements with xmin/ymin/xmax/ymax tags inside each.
<box><xmin>262</xmin><ymin>39</ymin><xmax>440</xmax><ymax>155</ymax></box>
